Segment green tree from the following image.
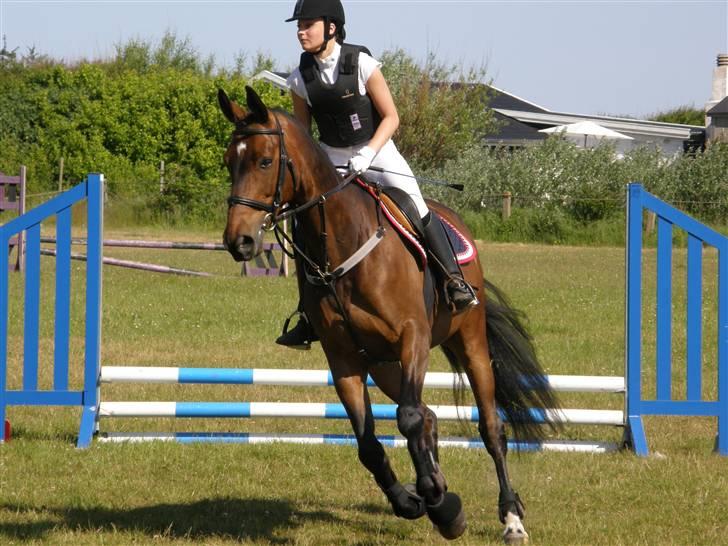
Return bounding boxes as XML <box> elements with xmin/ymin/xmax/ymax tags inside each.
<box><xmin>380</xmin><ymin>49</ymin><xmax>498</xmax><ymax>171</ymax></box>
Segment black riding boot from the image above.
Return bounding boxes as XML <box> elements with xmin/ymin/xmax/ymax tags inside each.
<box><xmin>422</xmin><ymin>213</ymin><xmax>478</xmax><ymax>313</ymax></box>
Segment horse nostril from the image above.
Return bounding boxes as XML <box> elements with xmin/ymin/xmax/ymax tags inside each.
<box><xmin>233</xmin><ymin>235</ymin><xmax>256</xmax><ymax>259</ymax></box>
<box><xmin>224</xmin><ymin>233</ymin><xmax>257</xmax><ymax>261</ymax></box>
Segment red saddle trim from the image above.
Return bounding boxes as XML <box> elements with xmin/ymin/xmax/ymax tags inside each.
<box><xmin>355</xmin><ymin>178</ymin><xmax>428</xmax><ymax>266</ymax></box>
<box><xmin>441</xmin><ymin>216</ymin><xmax>477</xmax><ymax>265</ymax></box>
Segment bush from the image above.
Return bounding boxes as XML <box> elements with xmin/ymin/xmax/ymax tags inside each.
<box><xmin>424</xmin><ymin>137</ymin><xmax>728</xmax><ymax>228</ymax></box>
<box><xmin>0</xmin><ymin>41</ymin><xmax>290</xmax><ymax>224</ymax></box>
<box><xmin>152</xmin><ymin>163</ymin><xmax>227</xmax><ymax>224</ymax></box>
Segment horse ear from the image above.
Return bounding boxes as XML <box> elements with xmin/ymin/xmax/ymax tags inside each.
<box><xmin>218</xmin><ymin>88</ymin><xmax>246</xmax><ymax>124</ymax></box>
<box><xmin>245</xmin><ymin>85</ymin><xmax>269</xmax><ymax>124</ymax></box>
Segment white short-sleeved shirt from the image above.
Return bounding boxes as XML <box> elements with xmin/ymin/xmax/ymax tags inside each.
<box><xmin>286</xmin><ymin>42</ymin><xmax>382</xmax><ymax>106</ymax></box>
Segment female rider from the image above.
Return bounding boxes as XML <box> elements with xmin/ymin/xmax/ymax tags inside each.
<box><xmin>277</xmin><ymin>0</ymin><xmax>477</xmax><ymax>349</ymax></box>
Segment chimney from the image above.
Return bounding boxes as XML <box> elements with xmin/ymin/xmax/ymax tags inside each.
<box><xmin>706</xmin><ymin>54</ymin><xmax>728</xmax><ymax>121</ymax></box>
<box><xmin>706</xmin><ymin>54</ymin><xmax>728</xmax><ymax>142</ymax></box>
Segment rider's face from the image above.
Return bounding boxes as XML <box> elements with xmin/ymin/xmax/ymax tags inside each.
<box><xmin>296</xmin><ymin>18</ymin><xmax>333</xmax><ymax>53</ymax></box>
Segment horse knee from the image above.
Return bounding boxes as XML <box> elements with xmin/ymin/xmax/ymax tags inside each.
<box><xmin>424</xmin><ymin>407</ymin><xmax>438</xmax><ymax>431</ymax></box>
<box><xmin>397</xmin><ymin>405</ymin><xmax>424</xmax><ymax>438</ymax></box>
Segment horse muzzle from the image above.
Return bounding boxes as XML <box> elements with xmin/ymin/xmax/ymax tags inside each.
<box><xmin>224</xmin><ymin>234</ymin><xmax>260</xmax><ymax>262</ymax></box>
<box><xmin>224</xmin><ymin>210</ymin><xmax>271</xmax><ymax>262</ymax></box>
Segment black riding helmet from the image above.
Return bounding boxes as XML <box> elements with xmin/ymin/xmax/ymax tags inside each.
<box><xmin>286</xmin><ymin>0</ymin><xmax>346</xmax><ymax>52</ymax></box>
<box><xmin>286</xmin><ymin>0</ymin><xmax>345</xmax><ymax>23</ymax></box>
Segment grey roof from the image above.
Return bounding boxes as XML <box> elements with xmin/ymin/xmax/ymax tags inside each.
<box><xmin>707</xmin><ymin>96</ymin><xmax>728</xmax><ymax>115</ymax></box>
<box><xmin>494</xmin><ymin>108</ymin><xmax>702</xmax><ymax>140</ymax></box>
<box><xmin>487</xmin><ymin>85</ymin><xmax>548</xmax><ymax>114</ymax></box>
<box><xmin>485</xmin><ymin>111</ymin><xmax>546</xmax><ymax>143</ymax></box>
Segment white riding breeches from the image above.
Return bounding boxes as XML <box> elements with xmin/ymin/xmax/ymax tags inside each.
<box><xmin>320</xmin><ymin>139</ymin><xmax>430</xmax><ymax>218</ymax></box>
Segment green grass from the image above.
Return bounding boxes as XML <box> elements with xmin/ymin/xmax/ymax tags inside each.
<box><xmin>2</xmin><ymin>229</ymin><xmax>728</xmax><ymax>545</ymax></box>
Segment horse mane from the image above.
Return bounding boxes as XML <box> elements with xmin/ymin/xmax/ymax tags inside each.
<box><xmin>272</xmin><ymin>109</ymin><xmax>342</xmax><ymax>186</ymax></box>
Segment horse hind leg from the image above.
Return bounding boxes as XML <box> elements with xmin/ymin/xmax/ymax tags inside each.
<box><xmin>442</xmin><ymin>344</ymin><xmax>528</xmax><ymax>545</ymax></box>
<box><xmin>482</xmin><ymin>412</ymin><xmax>528</xmax><ymax>545</ymax></box>
<box><xmin>332</xmin><ymin>370</ymin><xmax>425</xmax><ymax>520</ymax></box>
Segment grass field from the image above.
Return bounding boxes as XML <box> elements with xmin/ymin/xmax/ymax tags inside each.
<box><xmin>2</xmin><ymin>226</ymin><xmax>728</xmax><ymax>545</ymax></box>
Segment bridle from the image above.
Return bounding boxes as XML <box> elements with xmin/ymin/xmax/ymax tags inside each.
<box><xmin>226</xmin><ymin>114</ymin><xmax>294</xmax><ymax>222</ymax></box>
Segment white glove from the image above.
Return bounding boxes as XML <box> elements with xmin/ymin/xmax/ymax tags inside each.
<box><xmin>348</xmin><ymin>146</ymin><xmax>377</xmax><ymax>174</ymax></box>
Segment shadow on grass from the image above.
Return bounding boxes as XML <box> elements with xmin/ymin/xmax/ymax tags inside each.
<box><xmin>0</xmin><ymin>496</ymin><xmax>338</xmax><ymax>543</ymax></box>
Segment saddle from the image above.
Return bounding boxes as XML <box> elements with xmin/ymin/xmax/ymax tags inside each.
<box><xmin>354</xmin><ymin>177</ymin><xmax>476</xmax><ymax>267</ymax></box>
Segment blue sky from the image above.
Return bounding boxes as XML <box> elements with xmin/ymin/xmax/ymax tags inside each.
<box><xmin>1</xmin><ymin>1</ymin><xmax>726</xmax><ymax>118</ymax></box>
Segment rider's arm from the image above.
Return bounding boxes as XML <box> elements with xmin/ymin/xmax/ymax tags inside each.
<box><xmin>291</xmin><ymin>91</ymin><xmax>312</xmax><ymax>134</ymax></box>
<box><xmin>364</xmin><ymin>67</ymin><xmax>400</xmax><ymax>153</ymax></box>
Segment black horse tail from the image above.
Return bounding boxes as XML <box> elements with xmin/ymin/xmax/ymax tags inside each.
<box><xmin>481</xmin><ymin>278</ymin><xmax>562</xmax><ymax>443</ymax></box>
<box><xmin>443</xmin><ymin>278</ymin><xmax>562</xmax><ymax>444</ymax></box>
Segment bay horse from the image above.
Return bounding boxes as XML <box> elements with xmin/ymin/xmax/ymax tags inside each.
<box><xmin>219</xmin><ymin>86</ymin><xmax>559</xmax><ymax>544</ymax></box>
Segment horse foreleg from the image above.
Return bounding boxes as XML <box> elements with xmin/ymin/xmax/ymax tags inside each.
<box><xmin>369</xmin><ymin>364</ymin><xmax>440</xmax><ymax>464</ymax></box>
<box><xmin>332</xmin><ymin>370</ymin><xmax>425</xmax><ymax>520</ymax></box>
<box><xmin>396</xmin><ymin>332</ymin><xmax>466</xmax><ymax>540</ymax></box>
<box><xmin>424</xmin><ymin>406</ymin><xmax>440</xmax><ymax>464</ymax></box>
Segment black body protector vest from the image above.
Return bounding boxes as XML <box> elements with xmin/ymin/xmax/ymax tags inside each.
<box><xmin>300</xmin><ymin>43</ymin><xmax>382</xmax><ymax>148</ymax></box>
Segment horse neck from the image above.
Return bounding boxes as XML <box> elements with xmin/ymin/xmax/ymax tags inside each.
<box><xmin>288</xmin><ymin>129</ymin><xmax>376</xmax><ymax>264</ymax></box>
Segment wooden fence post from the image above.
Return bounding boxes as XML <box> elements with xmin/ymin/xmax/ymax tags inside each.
<box><xmin>645</xmin><ymin>211</ymin><xmax>656</xmax><ymax>235</ymax></box>
<box><xmin>160</xmin><ymin>160</ymin><xmax>165</xmax><ymax>193</ymax></box>
<box><xmin>502</xmin><ymin>192</ymin><xmax>512</xmax><ymax>221</ymax></box>
<box><xmin>57</xmin><ymin>157</ymin><xmax>64</xmax><ymax>192</ymax></box>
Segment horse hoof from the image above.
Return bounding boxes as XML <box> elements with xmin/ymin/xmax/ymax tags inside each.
<box><xmin>385</xmin><ymin>482</ymin><xmax>426</xmax><ymax>520</ymax></box>
<box><xmin>427</xmin><ymin>492</ymin><xmax>467</xmax><ymax>540</ymax></box>
<box><xmin>435</xmin><ymin>507</ymin><xmax>467</xmax><ymax>540</ymax></box>
<box><xmin>503</xmin><ymin>512</ymin><xmax>529</xmax><ymax>545</ymax></box>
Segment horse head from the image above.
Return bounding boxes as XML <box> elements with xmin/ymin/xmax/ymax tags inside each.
<box><xmin>219</xmin><ymin>86</ymin><xmax>298</xmax><ymax>262</ymax></box>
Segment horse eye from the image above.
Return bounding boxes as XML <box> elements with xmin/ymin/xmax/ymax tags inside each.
<box><xmin>259</xmin><ymin>158</ymin><xmax>273</xmax><ymax>169</ymax></box>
